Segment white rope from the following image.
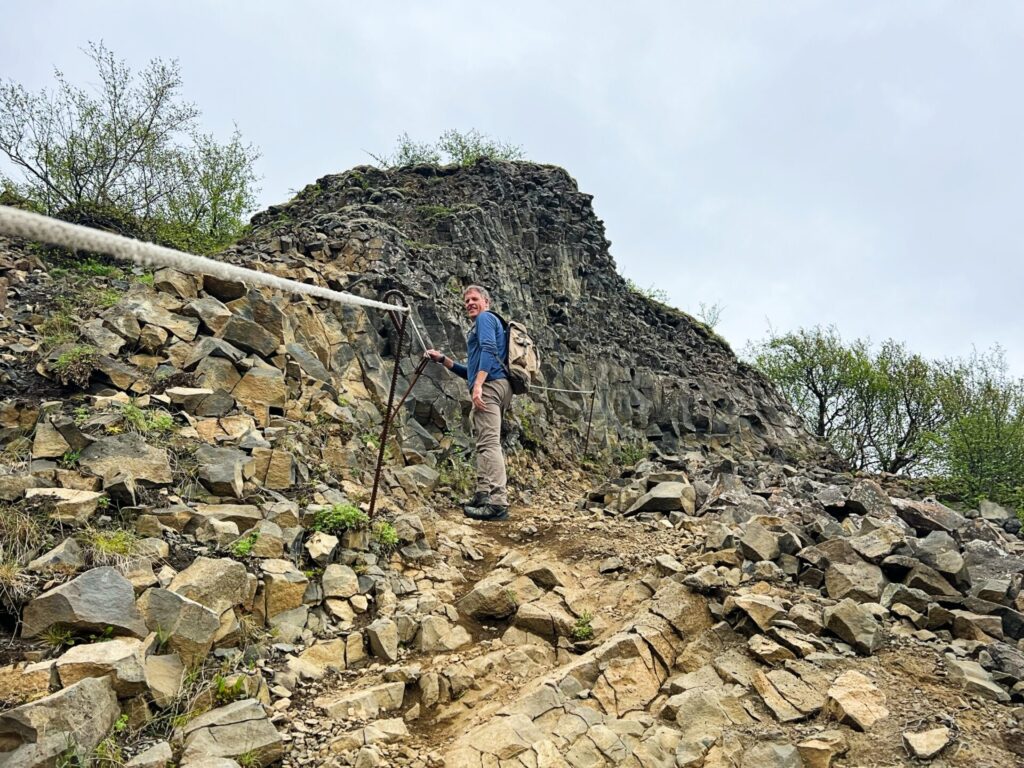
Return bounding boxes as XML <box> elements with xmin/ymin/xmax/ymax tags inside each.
<box><xmin>0</xmin><ymin>205</ymin><xmax>408</xmax><ymax>314</ymax></box>
<box><xmin>533</xmin><ymin>384</ymin><xmax>596</xmax><ymax>395</ymax></box>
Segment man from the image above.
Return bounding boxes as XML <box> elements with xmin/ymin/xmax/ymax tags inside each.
<box><xmin>425</xmin><ymin>285</ymin><xmax>512</xmax><ymax>521</ymax></box>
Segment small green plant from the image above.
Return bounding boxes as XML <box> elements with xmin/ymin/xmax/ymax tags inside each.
<box><xmin>42</xmin><ymin>625</ymin><xmax>76</xmax><ymax>651</ymax></box>
<box><xmin>231</xmin><ymin>531</ymin><xmax>260</xmax><ymax>558</ymax></box>
<box><xmin>82</xmin><ymin>528</ymin><xmax>136</xmax><ymax>565</ymax></box>
<box><xmin>89</xmin><ymin>625</ymin><xmax>116</xmax><ymax>643</ymax></box>
<box><xmin>59</xmin><ymin>449</ymin><xmax>81</xmax><ymax>468</ymax></box>
<box><xmin>237</xmin><ymin>750</ymin><xmax>261</xmax><ymax>768</ymax></box>
<box><xmin>72</xmin><ymin>405</ymin><xmax>92</xmax><ymax>425</ymax></box>
<box><xmin>438</xmin><ymin>450</ymin><xmax>474</xmax><ymax>497</ymax></box>
<box><xmin>135</xmin><ymin>272</ymin><xmax>155</xmax><ymax>286</ymax></box>
<box><xmin>154</xmin><ymin>625</ymin><xmax>171</xmax><ymax>653</ymax></box>
<box><xmin>571</xmin><ymin>611</ymin><xmax>594</xmax><ymax>642</ymax></box>
<box><xmin>118</xmin><ymin>402</ymin><xmax>174</xmax><ymax>434</ymax></box>
<box><xmin>213</xmin><ymin>673</ymin><xmax>247</xmax><ymax>705</ymax></box>
<box><xmin>371</xmin><ymin>520</ymin><xmax>399</xmax><ymax>553</ymax></box>
<box><xmin>75</xmin><ymin>257</ymin><xmax>122</xmax><ymax>278</ymax></box>
<box><xmin>311</xmin><ymin>503</ymin><xmax>369</xmax><ymax>536</ymax></box>
<box><xmin>51</xmin><ymin>345</ymin><xmax>97</xmax><ymax>386</ymax></box>
<box><xmin>613</xmin><ymin>440</ymin><xmax>647</xmax><ymax>466</ymax></box>
<box><xmin>625</xmin><ymin>278</ymin><xmax>670</xmax><ymax>305</ymax></box>
<box><xmin>359</xmin><ymin>431</ymin><xmax>381</xmax><ymax>450</ymax></box>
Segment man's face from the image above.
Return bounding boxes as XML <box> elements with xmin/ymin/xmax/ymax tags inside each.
<box><xmin>463</xmin><ymin>289</ymin><xmax>488</xmax><ymax>320</ymax></box>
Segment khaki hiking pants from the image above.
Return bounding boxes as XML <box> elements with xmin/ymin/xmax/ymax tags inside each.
<box><xmin>472</xmin><ymin>379</ymin><xmax>512</xmax><ymax>506</ymax></box>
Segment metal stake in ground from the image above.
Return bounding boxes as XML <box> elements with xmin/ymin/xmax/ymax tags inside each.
<box><xmin>368</xmin><ymin>290</ymin><xmax>411</xmax><ymax>519</ymax></box>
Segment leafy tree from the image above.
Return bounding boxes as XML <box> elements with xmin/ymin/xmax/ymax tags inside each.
<box><xmin>370</xmin><ymin>129</ymin><xmax>523</xmax><ymax>168</ymax></box>
<box><xmin>932</xmin><ymin>348</ymin><xmax>1024</xmax><ymax>508</ymax></box>
<box><xmin>0</xmin><ymin>41</ymin><xmax>259</xmax><ymax>253</ymax></box>
<box><xmin>750</xmin><ymin>326</ymin><xmax>872</xmax><ymax>444</ymax></box>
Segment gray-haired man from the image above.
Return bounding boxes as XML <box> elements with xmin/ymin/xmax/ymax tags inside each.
<box><xmin>425</xmin><ymin>285</ymin><xmax>511</xmax><ymax>521</ymax></box>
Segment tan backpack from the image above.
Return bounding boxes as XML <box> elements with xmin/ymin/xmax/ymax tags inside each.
<box><xmin>490</xmin><ymin>312</ymin><xmax>540</xmax><ymax>395</ymax></box>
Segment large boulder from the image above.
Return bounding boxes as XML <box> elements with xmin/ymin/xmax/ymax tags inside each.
<box><xmin>625</xmin><ymin>481</ymin><xmax>696</xmax><ymax>515</ymax></box>
<box><xmin>176</xmin><ymin>699</ymin><xmax>283</xmax><ymax>767</ymax></box>
<box><xmin>825</xmin><ymin>671</ymin><xmax>888</xmax><ymax>731</ymax></box>
<box><xmin>79</xmin><ymin>433</ymin><xmax>173</xmax><ymax>486</ymax></box>
<box><xmin>54</xmin><ymin>637</ymin><xmax>146</xmax><ymax>696</ymax></box>
<box><xmin>137</xmin><ymin>588</ymin><xmax>220</xmax><ymax>667</ymax></box>
<box><xmin>824</xmin><ymin>561</ymin><xmax>886</xmax><ymax>603</ymax></box>
<box><xmin>891</xmin><ymin>498</ymin><xmax>966</xmax><ymax>535</ymax></box>
<box><xmin>169</xmin><ymin>557</ymin><xmax>250</xmax><ymax>617</ymax></box>
<box><xmin>21</xmin><ymin>566</ymin><xmax>148</xmax><ymax>639</ymax></box>
<box><xmin>0</xmin><ymin>677</ymin><xmax>120</xmax><ymax>767</ymax></box>
<box><xmin>823</xmin><ymin>598</ymin><xmax>883</xmax><ymax>655</ymax></box>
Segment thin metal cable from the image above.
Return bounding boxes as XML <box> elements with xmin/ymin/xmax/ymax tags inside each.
<box><xmin>0</xmin><ymin>205</ymin><xmax>408</xmax><ymax>314</ymax></box>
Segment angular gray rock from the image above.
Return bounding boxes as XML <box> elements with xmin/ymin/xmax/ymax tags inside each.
<box><xmin>21</xmin><ymin>566</ymin><xmax>148</xmax><ymax>639</ymax></box>
<box><xmin>823</xmin><ymin>598</ymin><xmax>883</xmax><ymax>655</ymax></box>
<box><xmin>177</xmin><ymin>699</ymin><xmax>283</xmax><ymax>767</ymax></box>
<box><xmin>79</xmin><ymin>433</ymin><xmax>173</xmax><ymax>486</ymax></box>
<box><xmin>824</xmin><ymin>560</ymin><xmax>886</xmax><ymax>603</ymax></box>
<box><xmin>54</xmin><ymin>637</ymin><xmax>146</xmax><ymax>695</ymax></box>
<box><xmin>625</xmin><ymin>481</ymin><xmax>696</xmax><ymax>515</ymax></box>
<box><xmin>0</xmin><ymin>677</ymin><xmax>120</xmax><ymax>767</ymax></box>
<box><xmin>137</xmin><ymin>588</ymin><xmax>221</xmax><ymax>667</ymax></box>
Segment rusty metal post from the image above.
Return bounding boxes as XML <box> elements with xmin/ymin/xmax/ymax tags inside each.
<box><xmin>583</xmin><ymin>389</ymin><xmax>597</xmax><ymax>455</ymax></box>
<box><xmin>368</xmin><ymin>290</ymin><xmax>410</xmax><ymax>519</ymax></box>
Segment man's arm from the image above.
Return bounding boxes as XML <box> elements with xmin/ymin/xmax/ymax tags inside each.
<box><xmin>425</xmin><ymin>349</ymin><xmax>467</xmax><ymax>378</ymax></box>
<box><xmin>476</xmin><ymin>313</ymin><xmax>503</xmax><ymax>374</ymax></box>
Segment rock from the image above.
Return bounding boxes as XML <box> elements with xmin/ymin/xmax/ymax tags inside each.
<box><xmin>126</xmin><ymin>740</ymin><xmax>174</xmax><ymax>767</ymax></box>
<box><xmin>260</xmin><ymin>559</ymin><xmax>308</xmax><ymax>620</ymax></box>
<box><xmin>825</xmin><ymin>670</ymin><xmax>888</xmax><ymax>730</ymax></box>
<box><xmin>54</xmin><ymin>637</ymin><xmax>146</xmax><ymax>695</ymax></box>
<box><xmin>286</xmin><ymin>639</ymin><xmax>347</xmax><ymax>680</ymax></box>
<box><xmin>305</xmin><ymin>531</ymin><xmax>338</xmax><ymax>565</ymax></box>
<box><xmin>220</xmin><ymin>315</ymin><xmax>280</xmax><ymax>358</ymax></box>
<box><xmin>21</xmin><ymin>566</ymin><xmax>147</xmax><ymax>639</ymax></box>
<box><xmin>823</xmin><ymin>598</ymin><xmax>882</xmax><ymax>655</ymax></box>
<box><xmin>748</xmin><ymin>635</ymin><xmax>795</xmax><ymax>665</ymax></box>
<box><xmin>177</xmin><ymin>699</ymin><xmax>283</xmax><ymax>767</ymax></box>
<box><xmin>367</xmin><ymin>619</ymin><xmax>400</xmax><ymax>663</ymax></box>
<box><xmin>137</xmin><ymin>588</ymin><xmax>220</xmax><ymax>667</ymax></box>
<box><xmin>752</xmin><ymin>669</ymin><xmax>819</xmax><ymax>722</ymax></box>
<box><xmin>79</xmin><ymin>433</ymin><xmax>173</xmax><ymax>486</ymax></box>
<box><xmin>979</xmin><ymin>499</ymin><xmax>1013</xmax><ymax>522</ymax></box>
<box><xmin>0</xmin><ymin>473</ymin><xmax>41</xmax><ymax>501</ymax></box>
<box><xmin>732</xmin><ymin>594</ymin><xmax>785</xmax><ymax>631</ymax></box>
<box><xmin>316</xmin><ymin>681</ymin><xmax>405</xmax><ymax>719</ymax></box>
<box><xmin>625</xmin><ymin>481</ymin><xmax>696</xmax><ymax>515</ymax></box>
<box><xmin>169</xmin><ymin>557</ymin><xmax>250</xmax><ymax>616</ymax></box>
<box><xmin>417</xmin><ymin>616</ymin><xmax>472</xmax><ymax>652</ymax></box>
<box><xmin>0</xmin><ymin>661</ymin><xmax>55</xmax><ymax>705</ymax></box>
<box><xmin>740</xmin><ymin>740</ymin><xmax>802</xmax><ymax>768</ymax></box>
<box><xmin>154</xmin><ymin>267</ymin><xmax>199</xmax><ymax>299</ymax></box>
<box><xmin>0</xmin><ymin>677</ymin><xmax>120</xmax><ymax>767</ymax></box>
<box><xmin>232</xmin><ymin>367</ymin><xmax>286</xmax><ymax>423</ymax></box>
<box><xmin>322</xmin><ymin>564</ymin><xmax>360</xmax><ymax>599</ymax></box>
<box><xmin>845</xmin><ymin>479</ymin><xmax>897</xmax><ymax>519</ymax></box>
<box><xmin>892</xmin><ymin>497</ymin><xmax>966</xmax><ymax>535</ymax></box>
<box><xmin>31</xmin><ymin>421</ymin><xmax>70</xmax><ymax>458</ymax></box>
<box><xmin>902</xmin><ymin>726</ymin><xmax>951</xmax><ymax>760</ymax></box>
<box><xmin>824</xmin><ymin>560</ymin><xmax>886</xmax><ymax>603</ymax></box>
<box><xmin>26</xmin><ymin>538</ymin><xmax>85</xmax><ymax>572</ymax></box>
<box><xmin>946</xmin><ymin>656</ymin><xmax>1010</xmax><ymax>702</ymax></box>
<box><xmin>190</xmin><ymin>503</ymin><xmax>262</xmax><ymax>532</ymax></box>
<box><xmin>195</xmin><ymin>444</ymin><xmax>253</xmax><ymax>498</ymax></box>
<box><xmin>251</xmin><ymin>447</ymin><xmax>295</xmax><ymax>490</ymax></box>
<box><xmin>849</xmin><ymin>525</ymin><xmax>905</xmax><ymax>562</ymax></box>
<box><xmin>456</xmin><ymin>580</ymin><xmax>518</xmax><ymax>620</ymax></box>
<box><xmin>796</xmin><ymin>730</ymin><xmax>848</xmax><ymax>768</ymax></box>
<box><xmin>145</xmin><ymin>653</ymin><xmax>185</xmax><ymax>708</ymax></box>
<box><xmin>25</xmin><ymin>487</ymin><xmax>103</xmax><ymax>524</ymax></box>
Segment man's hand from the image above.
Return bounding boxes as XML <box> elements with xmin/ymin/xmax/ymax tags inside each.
<box><xmin>471</xmin><ymin>382</ymin><xmax>486</xmax><ymax>411</ymax></box>
<box><xmin>424</xmin><ymin>349</ymin><xmax>444</xmax><ymax>364</ymax></box>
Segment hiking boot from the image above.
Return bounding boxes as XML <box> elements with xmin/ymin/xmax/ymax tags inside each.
<box><xmin>462</xmin><ymin>491</ymin><xmax>490</xmax><ymax>511</ymax></box>
<box><xmin>464</xmin><ymin>503</ymin><xmax>509</xmax><ymax>522</ymax></box>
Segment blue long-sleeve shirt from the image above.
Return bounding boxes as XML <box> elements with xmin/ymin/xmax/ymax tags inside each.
<box><xmin>451</xmin><ymin>311</ymin><xmax>507</xmax><ymax>391</ymax></box>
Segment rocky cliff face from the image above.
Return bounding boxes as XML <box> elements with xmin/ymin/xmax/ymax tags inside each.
<box><xmin>226</xmin><ymin>159</ymin><xmax>818</xmax><ymax>464</ymax></box>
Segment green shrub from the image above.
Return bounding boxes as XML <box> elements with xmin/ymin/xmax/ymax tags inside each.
<box><xmin>231</xmin><ymin>531</ymin><xmax>259</xmax><ymax>558</ymax></box>
<box><xmin>311</xmin><ymin>503</ymin><xmax>369</xmax><ymax>536</ymax></box>
<box><xmin>571</xmin><ymin>611</ymin><xmax>594</xmax><ymax>641</ymax></box>
<box><xmin>51</xmin><ymin>345</ymin><xmax>96</xmax><ymax>386</ymax></box>
<box><xmin>371</xmin><ymin>520</ymin><xmax>399</xmax><ymax>553</ymax></box>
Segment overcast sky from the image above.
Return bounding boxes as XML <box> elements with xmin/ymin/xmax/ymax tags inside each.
<box><xmin>3</xmin><ymin>2</ymin><xmax>1022</xmax><ymax>373</ymax></box>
